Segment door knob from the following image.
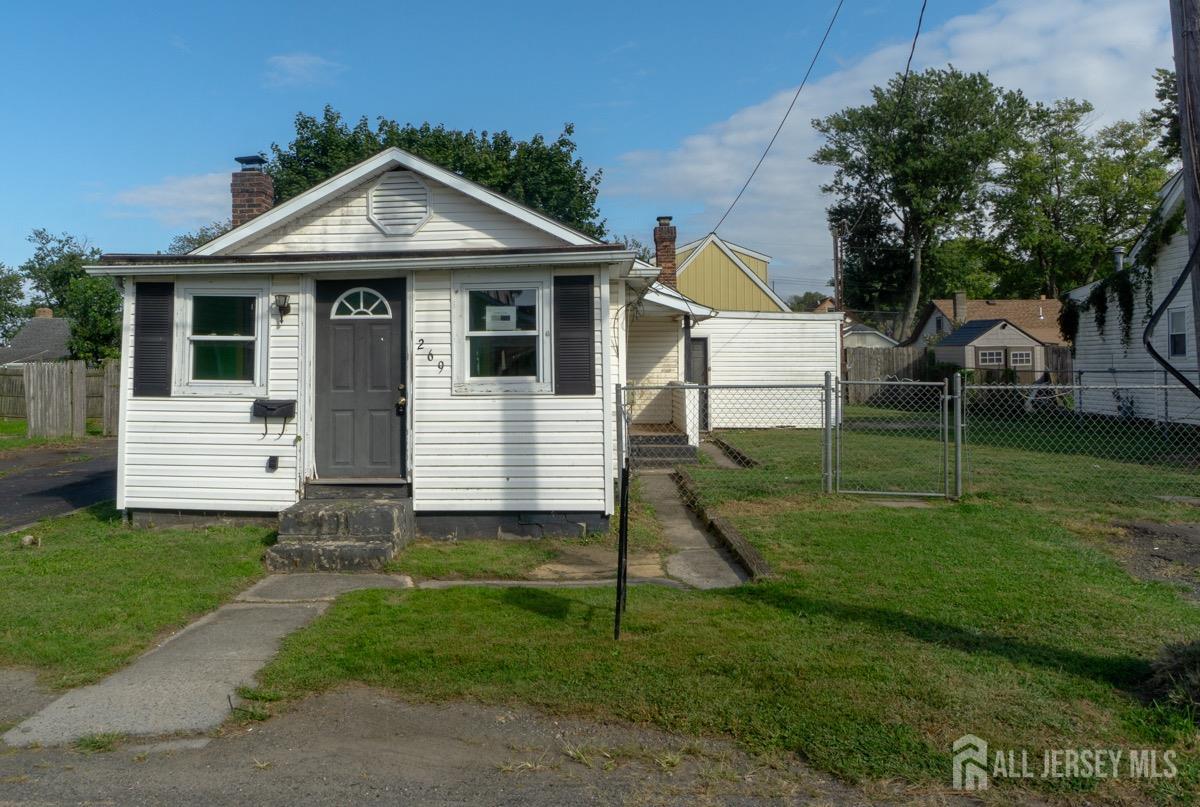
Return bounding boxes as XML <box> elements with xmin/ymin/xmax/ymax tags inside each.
<box><xmin>396</xmin><ymin>396</ymin><xmax>407</xmax><ymax>408</ymax></box>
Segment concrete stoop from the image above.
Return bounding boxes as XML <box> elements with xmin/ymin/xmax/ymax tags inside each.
<box><xmin>267</xmin><ymin>498</ymin><xmax>414</xmax><ymax>572</ymax></box>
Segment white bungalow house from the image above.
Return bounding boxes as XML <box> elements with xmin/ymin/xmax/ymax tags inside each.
<box><xmin>1066</xmin><ymin>171</ymin><xmax>1200</xmax><ymax>424</ymax></box>
<box><xmin>91</xmin><ymin>148</ymin><xmax>842</xmax><ymax>567</ymax></box>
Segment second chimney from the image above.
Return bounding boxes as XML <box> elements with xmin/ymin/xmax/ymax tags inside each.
<box><xmin>231</xmin><ymin>155</ymin><xmax>274</xmax><ymax>228</ymax></box>
<box><xmin>653</xmin><ymin>216</ymin><xmax>677</xmax><ymax>288</ymax></box>
<box><xmin>952</xmin><ymin>291</ymin><xmax>968</xmax><ymax>323</ymax></box>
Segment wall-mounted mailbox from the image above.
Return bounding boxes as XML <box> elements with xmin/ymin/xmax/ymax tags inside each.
<box><xmin>252</xmin><ymin>398</ymin><xmax>296</xmax><ymax>438</ymax></box>
<box><xmin>252</xmin><ymin>399</ymin><xmax>296</xmax><ymax>419</ymax></box>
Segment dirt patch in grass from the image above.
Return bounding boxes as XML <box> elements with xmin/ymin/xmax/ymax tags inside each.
<box><xmin>1112</xmin><ymin>521</ymin><xmax>1200</xmax><ymax>601</ymax></box>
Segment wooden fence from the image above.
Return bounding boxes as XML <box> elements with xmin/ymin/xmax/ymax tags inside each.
<box><xmin>843</xmin><ymin>346</ymin><xmax>1075</xmax><ymax>403</ymax></box>
<box><xmin>1</xmin><ymin>360</ymin><xmax>120</xmax><ymax>437</ymax></box>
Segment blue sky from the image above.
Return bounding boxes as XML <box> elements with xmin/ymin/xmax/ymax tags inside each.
<box><xmin>0</xmin><ymin>0</ymin><xmax>1172</xmax><ymax>296</ymax></box>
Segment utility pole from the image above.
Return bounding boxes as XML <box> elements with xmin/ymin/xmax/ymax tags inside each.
<box><xmin>831</xmin><ymin>223</ymin><xmax>844</xmax><ymax>309</ymax></box>
<box><xmin>1171</xmin><ymin>0</ymin><xmax>1200</xmax><ymax>369</ymax></box>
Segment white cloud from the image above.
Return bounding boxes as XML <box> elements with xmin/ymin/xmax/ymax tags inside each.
<box><xmin>263</xmin><ymin>52</ymin><xmax>346</xmax><ymax>88</ymax></box>
<box><xmin>110</xmin><ymin>173</ymin><xmax>229</xmax><ymax>227</ymax></box>
<box><xmin>608</xmin><ymin>0</ymin><xmax>1172</xmax><ymax>293</ymax></box>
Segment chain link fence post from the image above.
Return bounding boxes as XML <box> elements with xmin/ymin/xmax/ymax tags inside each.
<box><xmin>953</xmin><ymin>372</ymin><xmax>964</xmax><ymax>499</ymax></box>
<box><xmin>823</xmin><ymin>371</ymin><xmax>834</xmax><ymax>493</ymax></box>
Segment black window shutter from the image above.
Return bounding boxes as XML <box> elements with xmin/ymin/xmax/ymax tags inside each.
<box><xmin>132</xmin><ymin>282</ymin><xmax>174</xmax><ymax>397</ymax></box>
<box><xmin>553</xmin><ymin>275</ymin><xmax>595</xmax><ymax>395</ymax></box>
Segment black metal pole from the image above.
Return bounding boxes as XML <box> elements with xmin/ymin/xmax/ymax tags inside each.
<box><xmin>614</xmin><ymin>461</ymin><xmax>631</xmax><ymax>640</ymax></box>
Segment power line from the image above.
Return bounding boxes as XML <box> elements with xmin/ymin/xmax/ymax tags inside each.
<box><xmin>710</xmin><ymin>0</ymin><xmax>846</xmax><ymax>234</ymax></box>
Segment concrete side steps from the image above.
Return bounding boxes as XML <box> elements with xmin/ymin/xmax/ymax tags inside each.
<box><xmin>630</xmin><ymin>434</ymin><xmax>699</xmax><ymax>467</ymax></box>
<box><xmin>268</xmin><ymin>498</ymin><xmax>414</xmax><ymax>572</ymax></box>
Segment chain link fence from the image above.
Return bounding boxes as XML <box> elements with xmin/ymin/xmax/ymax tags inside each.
<box><xmin>962</xmin><ymin>381</ymin><xmax>1200</xmax><ymax>503</ymax></box>
<box><xmin>618</xmin><ymin>382</ymin><xmax>831</xmax><ymax>511</ymax></box>
<box><xmin>619</xmin><ymin>376</ymin><xmax>1200</xmax><ymax>511</ymax></box>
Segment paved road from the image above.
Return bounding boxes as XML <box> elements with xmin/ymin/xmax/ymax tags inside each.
<box><xmin>0</xmin><ymin>440</ymin><xmax>117</xmax><ymax>532</ymax></box>
<box><xmin>0</xmin><ymin>687</ymin><xmax>894</xmax><ymax>806</ymax></box>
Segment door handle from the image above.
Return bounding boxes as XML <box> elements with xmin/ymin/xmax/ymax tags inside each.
<box><xmin>396</xmin><ymin>395</ymin><xmax>407</xmax><ymax>413</ymax></box>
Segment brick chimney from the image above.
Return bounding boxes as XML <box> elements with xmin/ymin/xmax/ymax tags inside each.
<box><xmin>653</xmin><ymin>216</ymin><xmax>677</xmax><ymax>288</ymax></box>
<box><xmin>231</xmin><ymin>155</ymin><xmax>274</xmax><ymax>228</ymax></box>
<box><xmin>952</xmin><ymin>291</ymin><xmax>968</xmax><ymax>323</ymax></box>
<box><xmin>34</xmin><ymin>307</ymin><xmax>53</xmax><ymax>318</ymax></box>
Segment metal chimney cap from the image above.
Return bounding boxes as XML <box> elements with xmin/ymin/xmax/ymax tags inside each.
<box><xmin>235</xmin><ymin>155</ymin><xmax>267</xmax><ymax>171</ymax></box>
<box><xmin>1112</xmin><ymin>246</ymin><xmax>1127</xmax><ymax>255</ymax></box>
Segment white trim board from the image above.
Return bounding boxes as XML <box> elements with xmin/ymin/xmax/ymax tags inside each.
<box><xmin>88</xmin><ymin>249</ymin><xmax>635</xmax><ymax>278</ymax></box>
<box><xmin>675</xmin><ymin>234</ymin><xmax>789</xmax><ymax>312</ymax></box>
<box><xmin>193</xmin><ymin>148</ymin><xmax>601</xmax><ymax>256</ymax></box>
<box><xmin>677</xmin><ymin>235</ymin><xmax>772</xmax><ymax>264</ymax></box>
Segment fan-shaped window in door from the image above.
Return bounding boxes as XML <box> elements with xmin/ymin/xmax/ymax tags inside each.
<box><xmin>331</xmin><ymin>287</ymin><xmax>392</xmax><ymax>319</ymax></box>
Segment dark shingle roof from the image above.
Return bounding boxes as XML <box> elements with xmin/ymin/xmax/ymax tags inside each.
<box><xmin>0</xmin><ymin>317</ymin><xmax>72</xmax><ymax>364</ymax></box>
<box><xmin>938</xmin><ymin>319</ymin><xmax>1008</xmax><ymax>347</ymax></box>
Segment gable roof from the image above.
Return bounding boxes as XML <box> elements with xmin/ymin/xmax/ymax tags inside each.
<box><xmin>0</xmin><ymin>316</ymin><xmax>71</xmax><ymax>364</ymax></box>
<box><xmin>193</xmin><ymin>147</ymin><xmax>600</xmax><ymax>256</ymax></box>
<box><xmin>938</xmin><ymin>318</ymin><xmax>1042</xmax><ymax>347</ymax></box>
<box><xmin>844</xmin><ymin>321</ymin><xmax>898</xmax><ymax>345</ymax></box>
<box><xmin>675</xmin><ymin>233</ymin><xmax>789</xmax><ymax>312</ymax></box>
<box><xmin>916</xmin><ymin>297</ymin><xmax>1064</xmax><ymax>345</ymax></box>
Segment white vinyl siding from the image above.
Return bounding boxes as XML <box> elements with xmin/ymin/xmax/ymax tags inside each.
<box><xmin>120</xmin><ymin>274</ymin><xmax>302</xmax><ymax>512</ymax></box>
<box><xmin>690</xmin><ymin>311</ymin><xmax>841</xmax><ymax>429</ymax></box>
<box><xmin>235</xmin><ymin>173</ymin><xmax>562</xmax><ymax>255</ymax></box>
<box><xmin>626</xmin><ymin>313</ymin><xmax>681</xmax><ymax>424</ymax></box>
<box><xmin>411</xmin><ymin>269</ymin><xmax>609</xmax><ymax>513</ymax></box>
<box><xmin>1069</xmin><ymin>228</ymin><xmax>1200</xmax><ymax>424</ymax></box>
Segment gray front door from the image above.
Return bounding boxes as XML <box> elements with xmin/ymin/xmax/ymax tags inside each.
<box><xmin>687</xmin><ymin>337</ymin><xmax>710</xmax><ymax>432</ymax></box>
<box><xmin>315</xmin><ymin>279</ymin><xmax>407</xmax><ymax>479</ymax></box>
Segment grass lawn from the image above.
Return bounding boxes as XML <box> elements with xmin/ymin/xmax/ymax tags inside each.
<box><xmin>0</xmin><ymin>504</ymin><xmax>271</xmax><ymax>689</ymax></box>
<box><xmin>387</xmin><ymin>476</ymin><xmax>668</xmax><ymax>581</ymax></box>
<box><xmin>257</xmin><ymin>411</ymin><xmax>1200</xmax><ymax>802</ymax></box>
<box><xmin>0</xmin><ymin>416</ymin><xmax>105</xmax><ymax>454</ymax></box>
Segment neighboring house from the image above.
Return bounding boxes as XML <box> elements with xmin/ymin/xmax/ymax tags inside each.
<box><xmin>625</xmin><ymin>227</ymin><xmax>841</xmax><ymax>431</ymax></box>
<box><xmin>0</xmin><ymin>308</ymin><xmax>71</xmax><ymax>366</ymax></box>
<box><xmin>673</xmin><ymin>233</ymin><xmax>790</xmax><ymax>313</ymax></box>
<box><xmin>909</xmin><ymin>293</ymin><xmax>1064</xmax><ymax>347</ymax></box>
<box><xmin>843</xmin><ymin>320</ymin><xmax>898</xmax><ymax>349</ymax></box>
<box><xmin>931</xmin><ymin>319</ymin><xmax>1046</xmax><ymax>373</ymax></box>
<box><xmin>1067</xmin><ymin>172</ymin><xmax>1200</xmax><ymax>423</ymax></box>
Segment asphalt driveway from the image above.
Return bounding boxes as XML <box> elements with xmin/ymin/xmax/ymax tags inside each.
<box><xmin>0</xmin><ymin>440</ymin><xmax>117</xmax><ymax>532</ymax></box>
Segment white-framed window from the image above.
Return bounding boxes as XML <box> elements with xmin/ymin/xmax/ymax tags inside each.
<box><xmin>452</xmin><ymin>271</ymin><xmax>552</xmax><ymax>394</ymax></box>
<box><xmin>331</xmin><ymin>286</ymin><xmax>392</xmax><ymax>319</ymax></box>
<box><xmin>1009</xmin><ymin>350</ymin><xmax>1032</xmax><ymax>367</ymax></box>
<box><xmin>174</xmin><ymin>281</ymin><xmax>269</xmax><ymax>396</ymax></box>
<box><xmin>1169</xmin><ymin>308</ymin><xmax>1187</xmax><ymax>357</ymax></box>
<box><xmin>977</xmin><ymin>349</ymin><xmax>1003</xmax><ymax>367</ymax></box>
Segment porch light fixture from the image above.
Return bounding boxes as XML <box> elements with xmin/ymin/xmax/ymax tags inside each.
<box><xmin>273</xmin><ymin>293</ymin><xmax>292</xmax><ymax>318</ymax></box>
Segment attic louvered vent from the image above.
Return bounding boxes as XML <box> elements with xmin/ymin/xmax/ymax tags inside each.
<box><xmin>367</xmin><ymin>171</ymin><xmax>431</xmax><ymax>236</ymax></box>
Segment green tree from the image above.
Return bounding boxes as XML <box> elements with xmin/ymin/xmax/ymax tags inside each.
<box><xmin>0</xmin><ymin>264</ymin><xmax>28</xmax><ymax>343</ymax></box>
<box><xmin>62</xmin><ymin>275</ymin><xmax>121</xmax><ymax>365</ymax></box>
<box><xmin>990</xmin><ymin>100</ymin><xmax>1167</xmax><ymax>297</ymax></box>
<box><xmin>19</xmin><ymin>230</ymin><xmax>102</xmax><ymax>311</ymax></box>
<box><xmin>924</xmin><ymin>237</ymin><xmax>1005</xmax><ymax>300</ymax></box>
<box><xmin>1149</xmin><ymin>67</ymin><xmax>1181</xmax><ymax>161</ymax></box>
<box><xmin>828</xmin><ymin>197</ymin><xmax>910</xmax><ymax>320</ymax></box>
<box><xmin>615</xmin><ymin>234</ymin><xmax>653</xmax><ymax>262</ymax></box>
<box><xmin>813</xmin><ymin>67</ymin><xmax>1025</xmax><ymax>340</ymax></box>
<box><xmin>268</xmin><ymin>107</ymin><xmax>606</xmax><ymax>239</ymax></box>
<box><xmin>168</xmin><ymin>219</ymin><xmax>232</xmax><ymax>254</ymax></box>
<box><xmin>785</xmin><ymin>291</ymin><xmax>831</xmax><ymax>312</ymax></box>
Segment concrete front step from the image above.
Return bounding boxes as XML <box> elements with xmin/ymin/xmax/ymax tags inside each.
<box><xmin>268</xmin><ymin>497</ymin><xmax>414</xmax><ymax>572</ymax></box>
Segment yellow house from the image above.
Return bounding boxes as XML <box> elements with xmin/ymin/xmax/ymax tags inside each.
<box><xmin>671</xmin><ymin>233</ymin><xmax>790</xmax><ymax>313</ymax></box>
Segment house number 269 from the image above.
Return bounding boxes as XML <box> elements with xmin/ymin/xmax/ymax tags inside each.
<box><xmin>416</xmin><ymin>339</ymin><xmax>445</xmax><ymax>373</ymax></box>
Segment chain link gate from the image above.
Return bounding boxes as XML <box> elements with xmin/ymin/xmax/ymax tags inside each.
<box><xmin>834</xmin><ymin>378</ymin><xmax>958</xmax><ymax>498</ymax></box>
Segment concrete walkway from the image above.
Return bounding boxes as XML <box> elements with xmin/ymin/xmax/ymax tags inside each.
<box><xmin>2</xmin><ymin>573</ymin><xmax>411</xmax><ymax>748</ymax></box>
<box><xmin>637</xmin><ymin>471</ymin><xmax>746</xmax><ymax>589</ymax></box>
